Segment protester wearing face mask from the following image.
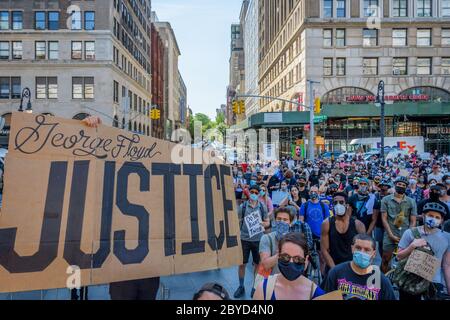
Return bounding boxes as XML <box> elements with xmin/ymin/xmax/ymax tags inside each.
<box><xmin>259</xmin><ymin>208</ymin><xmax>297</xmax><ymax>276</ymax></box>
<box><xmin>406</xmin><ymin>174</ymin><xmax>424</xmax><ymax>205</ymax></box>
<box><xmin>296</xmin><ymin>176</ymin><xmax>310</xmax><ymax>204</ymax></box>
<box><xmin>234</xmin><ymin>185</ymin><xmax>270</xmax><ymax>299</ymax></box>
<box><xmin>348</xmin><ymin>178</ymin><xmax>378</xmax><ymax>235</ymax></box>
<box><xmin>428</xmin><ymin>164</ymin><xmax>444</xmax><ymax>183</ymax></box>
<box><xmin>397</xmin><ymin>202</ymin><xmax>450</xmax><ymax>299</ymax></box>
<box><xmin>233</xmin><ymin>170</ymin><xmax>246</xmax><ymax>203</ymax></box>
<box><xmin>321</xmin><ymin>193</ymin><xmax>366</xmax><ymax>274</ymax></box>
<box><xmin>380</xmin><ymin>176</ymin><xmax>417</xmax><ymax>274</ymax></box>
<box><xmin>373</xmin><ymin>180</ymin><xmax>393</xmax><ymax>257</ymax></box>
<box><xmin>254</xmin><ymin>233</ymin><xmax>326</xmax><ymax>300</ymax></box>
<box><xmin>418</xmin><ymin>184</ymin><xmax>450</xmax><ymax>224</ymax></box>
<box><xmin>308</xmin><ymin>166</ymin><xmax>321</xmax><ymax>188</ymax></box>
<box><xmin>323</xmin><ymin>234</ymin><xmax>396</xmax><ymax>300</ymax></box>
<box><xmin>259</xmin><ymin>185</ymin><xmax>274</xmax><ymax>222</ymax></box>
<box><xmin>280</xmin><ymin>185</ymin><xmax>302</xmax><ymax>212</ymax></box>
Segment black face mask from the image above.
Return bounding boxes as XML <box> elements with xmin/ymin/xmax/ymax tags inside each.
<box><xmin>395</xmin><ymin>186</ymin><xmax>406</xmax><ymax>195</ymax></box>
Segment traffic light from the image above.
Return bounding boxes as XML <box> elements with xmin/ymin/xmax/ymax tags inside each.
<box><xmin>239</xmin><ymin>100</ymin><xmax>245</xmax><ymax>114</ymax></box>
<box><xmin>314</xmin><ymin>97</ymin><xmax>321</xmax><ymax>114</ymax></box>
<box><xmin>232</xmin><ymin>101</ymin><xmax>239</xmax><ymax>114</ymax></box>
<box><xmin>150</xmin><ymin>108</ymin><xmax>161</xmax><ymax>120</ymax></box>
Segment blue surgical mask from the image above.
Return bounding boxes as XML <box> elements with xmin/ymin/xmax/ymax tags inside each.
<box><xmin>353</xmin><ymin>251</ymin><xmax>372</xmax><ymax>269</ymax></box>
<box><xmin>260</xmin><ymin>190</ymin><xmax>266</xmax><ymax>197</ymax></box>
<box><xmin>274</xmin><ymin>221</ymin><xmax>291</xmax><ymax>240</ymax></box>
<box><xmin>250</xmin><ymin>194</ymin><xmax>259</xmax><ymax>201</ymax></box>
<box><xmin>425</xmin><ymin>216</ymin><xmax>441</xmax><ymax>229</ymax></box>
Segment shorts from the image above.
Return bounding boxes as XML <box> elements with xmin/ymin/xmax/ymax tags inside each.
<box><xmin>241</xmin><ymin>240</ymin><xmax>261</xmax><ymax>265</ymax></box>
<box><xmin>382</xmin><ymin>232</ymin><xmax>397</xmax><ymax>253</ymax></box>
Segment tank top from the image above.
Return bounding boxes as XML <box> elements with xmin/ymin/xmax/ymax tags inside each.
<box><xmin>329</xmin><ymin>217</ymin><xmax>358</xmax><ymax>265</ymax></box>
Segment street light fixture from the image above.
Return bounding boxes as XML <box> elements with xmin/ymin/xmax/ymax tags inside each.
<box><xmin>376</xmin><ymin>80</ymin><xmax>386</xmax><ymax>166</ymax></box>
<box><xmin>18</xmin><ymin>87</ymin><xmax>33</xmax><ymax>113</ymax></box>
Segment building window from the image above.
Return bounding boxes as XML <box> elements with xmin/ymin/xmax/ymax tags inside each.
<box><xmin>0</xmin><ymin>11</ymin><xmax>9</xmax><ymax>30</ymax></box>
<box><xmin>35</xmin><ymin>41</ymin><xmax>46</xmax><ymax>60</ymax></box>
<box><xmin>36</xmin><ymin>77</ymin><xmax>47</xmax><ymax>99</ymax></box>
<box><xmin>363</xmin><ymin>58</ymin><xmax>378</xmax><ymax>75</ymax></box>
<box><xmin>324</xmin><ymin>58</ymin><xmax>333</xmax><ymax>76</ymax></box>
<box><xmin>84</xmin><ymin>11</ymin><xmax>95</xmax><ymax>30</ymax></box>
<box><xmin>35</xmin><ymin>11</ymin><xmax>46</xmax><ymax>30</ymax></box>
<box><xmin>70</xmin><ymin>10</ymin><xmax>82</xmax><ymax>30</ymax></box>
<box><xmin>324</xmin><ymin>0</ymin><xmax>333</xmax><ymax>17</ymax></box>
<box><xmin>337</xmin><ymin>0</ymin><xmax>346</xmax><ymax>17</ymax></box>
<box><xmin>48</xmin><ymin>41</ymin><xmax>59</xmax><ymax>60</ymax></box>
<box><xmin>323</xmin><ymin>29</ymin><xmax>333</xmax><ymax>47</ymax></box>
<box><xmin>364</xmin><ymin>0</ymin><xmax>379</xmax><ymax>17</ymax></box>
<box><xmin>393</xmin><ymin>57</ymin><xmax>408</xmax><ymax>75</ymax></box>
<box><xmin>417</xmin><ymin>0</ymin><xmax>432</xmax><ymax>17</ymax></box>
<box><xmin>12</xmin><ymin>11</ymin><xmax>23</xmax><ymax>30</ymax></box>
<box><xmin>71</xmin><ymin>41</ymin><xmax>82</xmax><ymax>59</ymax></box>
<box><xmin>72</xmin><ymin>77</ymin><xmax>94</xmax><ymax>99</ymax></box>
<box><xmin>417</xmin><ymin>57</ymin><xmax>432</xmax><ymax>75</ymax></box>
<box><xmin>393</xmin><ymin>29</ymin><xmax>407</xmax><ymax>46</ymax></box>
<box><xmin>443</xmin><ymin>0</ymin><xmax>450</xmax><ymax>17</ymax></box>
<box><xmin>336</xmin><ymin>29</ymin><xmax>346</xmax><ymax>46</ymax></box>
<box><xmin>336</xmin><ymin>58</ymin><xmax>346</xmax><ymax>76</ymax></box>
<box><xmin>48</xmin><ymin>77</ymin><xmax>58</xmax><ymax>99</ymax></box>
<box><xmin>11</xmin><ymin>77</ymin><xmax>21</xmax><ymax>99</ymax></box>
<box><xmin>0</xmin><ymin>42</ymin><xmax>9</xmax><ymax>60</ymax></box>
<box><xmin>0</xmin><ymin>77</ymin><xmax>10</xmax><ymax>99</ymax></box>
<box><xmin>417</xmin><ymin>29</ymin><xmax>432</xmax><ymax>46</ymax></box>
<box><xmin>392</xmin><ymin>0</ymin><xmax>408</xmax><ymax>17</ymax></box>
<box><xmin>12</xmin><ymin>41</ymin><xmax>22</xmax><ymax>59</ymax></box>
<box><xmin>48</xmin><ymin>12</ymin><xmax>59</xmax><ymax>30</ymax></box>
<box><xmin>442</xmin><ymin>29</ymin><xmax>450</xmax><ymax>45</ymax></box>
<box><xmin>85</xmin><ymin>42</ymin><xmax>95</xmax><ymax>60</ymax></box>
<box><xmin>113</xmin><ymin>81</ymin><xmax>119</xmax><ymax>103</ymax></box>
<box><xmin>363</xmin><ymin>29</ymin><xmax>378</xmax><ymax>46</ymax></box>
<box><xmin>442</xmin><ymin>57</ymin><xmax>450</xmax><ymax>75</ymax></box>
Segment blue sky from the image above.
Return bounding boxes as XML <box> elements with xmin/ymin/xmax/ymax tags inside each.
<box><xmin>152</xmin><ymin>0</ymin><xmax>243</xmax><ymax>119</ymax></box>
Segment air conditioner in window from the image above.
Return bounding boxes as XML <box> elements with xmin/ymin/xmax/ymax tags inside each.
<box><xmin>393</xmin><ymin>69</ymin><xmax>401</xmax><ymax>75</ymax></box>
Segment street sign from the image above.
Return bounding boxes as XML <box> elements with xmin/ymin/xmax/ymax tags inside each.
<box><xmin>314</xmin><ymin>115</ymin><xmax>328</xmax><ymax>123</ymax></box>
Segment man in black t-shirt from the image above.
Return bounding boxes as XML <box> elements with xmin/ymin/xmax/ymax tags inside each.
<box><xmin>296</xmin><ymin>176</ymin><xmax>310</xmax><ymax>204</ymax></box>
<box><xmin>322</xmin><ymin>234</ymin><xmax>396</xmax><ymax>300</ymax></box>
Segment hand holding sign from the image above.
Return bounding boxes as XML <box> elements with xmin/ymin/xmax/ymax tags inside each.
<box><xmin>244</xmin><ymin>211</ymin><xmax>264</xmax><ymax>238</ymax></box>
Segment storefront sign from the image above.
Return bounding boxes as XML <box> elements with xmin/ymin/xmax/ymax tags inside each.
<box><xmin>0</xmin><ymin>113</ymin><xmax>241</xmax><ymax>293</ymax></box>
<box><xmin>264</xmin><ymin>113</ymin><xmax>283</xmax><ymax>123</ymax></box>
<box><xmin>346</xmin><ymin>95</ymin><xmax>429</xmax><ymax>102</ymax></box>
<box><xmin>427</xmin><ymin>127</ymin><xmax>450</xmax><ymax>135</ymax></box>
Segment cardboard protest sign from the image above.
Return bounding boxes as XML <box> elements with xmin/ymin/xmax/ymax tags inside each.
<box><xmin>404</xmin><ymin>249</ymin><xmax>439</xmax><ymax>282</ymax></box>
<box><xmin>244</xmin><ymin>211</ymin><xmax>264</xmax><ymax>238</ymax></box>
<box><xmin>0</xmin><ymin>113</ymin><xmax>241</xmax><ymax>293</ymax></box>
<box><xmin>313</xmin><ymin>290</ymin><xmax>344</xmax><ymax>301</ymax></box>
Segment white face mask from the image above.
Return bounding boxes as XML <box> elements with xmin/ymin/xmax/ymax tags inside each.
<box><xmin>334</xmin><ymin>204</ymin><xmax>346</xmax><ymax>216</ymax></box>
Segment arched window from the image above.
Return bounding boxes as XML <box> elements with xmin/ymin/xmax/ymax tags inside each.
<box><xmin>398</xmin><ymin>86</ymin><xmax>450</xmax><ymax>103</ymax></box>
<box><xmin>72</xmin><ymin>113</ymin><xmax>91</xmax><ymax>121</ymax></box>
<box><xmin>322</xmin><ymin>87</ymin><xmax>374</xmax><ymax>104</ymax></box>
<box><xmin>122</xmin><ymin>118</ymin><xmax>125</xmax><ymax>129</ymax></box>
<box><xmin>138</xmin><ymin>123</ymin><xmax>142</xmax><ymax>134</ymax></box>
<box><xmin>133</xmin><ymin>122</ymin><xmax>137</xmax><ymax>132</ymax></box>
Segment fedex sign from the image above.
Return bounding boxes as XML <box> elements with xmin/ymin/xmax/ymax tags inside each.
<box><xmin>377</xmin><ymin>141</ymin><xmax>417</xmax><ymax>153</ymax></box>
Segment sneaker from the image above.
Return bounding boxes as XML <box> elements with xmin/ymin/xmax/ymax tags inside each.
<box><xmin>233</xmin><ymin>286</ymin><xmax>245</xmax><ymax>298</ymax></box>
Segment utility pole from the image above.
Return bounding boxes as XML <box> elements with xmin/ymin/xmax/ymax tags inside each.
<box><xmin>307</xmin><ymin>80</ymin><xmax>320</xmax><ymax>161</ymax></box>
<box><xmin>377</xmin><ymin>80</ymin><xmax>386</xmax><ymax>165</ymax></box>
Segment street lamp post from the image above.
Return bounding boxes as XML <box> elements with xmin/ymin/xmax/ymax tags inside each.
<box><xmin>18</xmin><ymin>87</ymin><xmax>32</xmax><ymax>113</ymax></box>
<box><xmin>307</xmin><ymin>80</ymin><xmax>320</xmax><ymax>161</ymax></box>
<box><xmin>377</xmin><ymin>80</ymin><xmax>386</xmax><ymax>165</ymax></box>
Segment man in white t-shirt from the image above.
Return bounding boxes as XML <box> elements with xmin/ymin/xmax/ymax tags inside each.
<box><xmin>428</xmin><ymin>164</ymin><xmax>444</xmax><ymax>183</ymax></box>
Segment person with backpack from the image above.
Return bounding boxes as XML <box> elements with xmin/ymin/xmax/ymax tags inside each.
<box><xmin>321</xmin><ymin>192</ymin><xmax>366</xmax><ymax>274</ymax></box>
<box><xmin>395</xmin><ymin>202</ymin><xmax>450</xmax><ymax>300</ymax></box>
<box><xmin>348</xmin><ymin>178</ymin><xmax>378</xmax><ymax>235</ymax></box>
<box><xmin>253</xmin><ymin>233</ymin><xmax>326</xmax><ymax>300</ymax></box>
<box><xmin>380</xmin><ymin>176</ymin><xmax>418</xmax><ymax>274</ymax></box>
<box><xmin>234</xmin><ymin>185</ymin><xmax>270</xmax><ymax>299</ymax></box>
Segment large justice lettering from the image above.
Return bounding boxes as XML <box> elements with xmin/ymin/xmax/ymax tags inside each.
<box><xmin>181</xmin><ymin>164</ymin><xmax>206</xmax><ymax>255</ymax></box>
<box><xmin>220</xmin><ymin>165</ymin><xmax>238</xmax><ymax>248</ymax></box>
<box><xmin>204</xmin><ymin>165</ymin><xmax>225</xmax><ymax>251</ymax></box>
<box><xmin>114</xmin><ymin>162</ymin><xmax>150</xmax><ymax>264</ymax></box>
<box><xmin>0</xmin><ymin>162</ymin><xmax>68</xmax><ymax>273</ymax></box>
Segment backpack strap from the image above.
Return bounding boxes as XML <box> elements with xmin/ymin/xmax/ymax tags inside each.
<box><xmin>240</xmin><ymin>202</ymin><xmax>247</xmax><ymax>230</ymax></box>
<box><xmin>264</xmin><ymin>274</ymin><xmax>278</xmax><ymax>301</ymax></box>
<box><xmin>304</xmin><ymin>201</ymin><xmax>309</xmax><ymax>220</ymax></box>
<box><xmin>319</xmin><ymin>201</ymin><xmax>327</xmax><ymax>220</ymax></box>
<box><xmin>268</xmin><ymin>232</ymin><xmax>275</xmax><ymax>256</ymax></box>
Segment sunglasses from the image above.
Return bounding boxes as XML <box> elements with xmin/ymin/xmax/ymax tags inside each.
<box><xmin>279</xmin><ymin>253</ymin><xmax>306</xmax><ymax>265</ymax></box>
<box><xmin>333</xmin><ymin>200</ymin><xmax>345</xmax><ymax>205</ymax></box>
